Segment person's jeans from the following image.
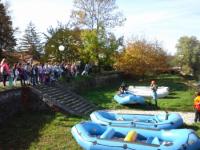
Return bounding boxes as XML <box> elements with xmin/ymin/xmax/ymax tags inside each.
<box><xmin>31</xmin><ymin>75</ymin><xmax>36</xmax><ymax>86</ymax></box>
<box><xmin>194</xmin><ymin>109</ymin><xmax>200</xmax><ymax>122</ymax></box>
<box><xmin>3</xmin><ymin>74</ymin><xmax>8</xmax><ymax>86</ymax></box>
<box><xmin>152</xmin><ymin>91</ymin><xmax>158</xmax><ymax>106</ymax></box>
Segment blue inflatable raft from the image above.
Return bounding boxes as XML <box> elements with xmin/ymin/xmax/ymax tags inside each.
<box><xmin>114</xmin><ymin>91</ymin><xmax>145</xmax><ymax>104</ymax></box>
<box><xmin>71</xmin><ymin>121</ymin><xmax>200</xmax><ymax>150</ymax></box>
<box><xmin>90</xmin><ymin>111</ymin><xmax>183</xmax><ymax>129</ymax></box>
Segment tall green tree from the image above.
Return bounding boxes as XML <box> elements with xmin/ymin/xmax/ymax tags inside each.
<box><xmin>79</xmin><ymin>29</ymin><xmax>99</xmax><ymax>63</ymax></box>
<box><xmin>176</xmin><ymin>36</ymin><xmax>200</xmax><ymax>77</ymax></box>
<box><xmin>70</xmin><ymin>0</ymin><xmax>125</xmax><ymax>70</ymax></box>
<box><xmin>70</xmin><ymin>0</ymin><xmax>126</xmax><ymax>32</ymax></box>
<box><xmin>0</xmin><ymin>1</ymin><xmax>16</xmax><ymax>57</ymax></box>
<box><xmin>80</xmin><ymin>28</ymin><xmax>121</xmax><ymax>70</ymax></box>
<box><xmin>97</xmin><ymin>30</ymin><xmax>121</xmax><ymax>69</ymax></box>
<box><xmin>19</xmin><ymin>22</ymin><xmax>43</xmax><ymax>60</ymax></box>
<box><xmin>44</xmin><ymin>26</ymin><xmax>81</xmax><ymax>62</ymax></box>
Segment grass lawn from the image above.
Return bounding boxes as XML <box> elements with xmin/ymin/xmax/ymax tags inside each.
<box><xmin>81</xmin><ymin>74</ymin><xmax>196</xmax><ymax>112</ymax></box>
<box><xmin>0</xmin><ymin>74</ymin><xmax>200</xmax><ymax>150</ymax></box>
<box><xmin>0</xmin><ymin>111</ymin><xmax>83</xmax><ymax>150</ymax></box>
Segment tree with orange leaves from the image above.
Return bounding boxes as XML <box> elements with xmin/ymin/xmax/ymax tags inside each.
<box><xmin>114</xmin><ymin>38</ymin><xmax>168</xmax><ymax>77</ymax></box>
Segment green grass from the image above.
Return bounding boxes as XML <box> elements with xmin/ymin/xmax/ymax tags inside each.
<box><xmin>0</xmin><ymin>111</ymin><xmax>84</xmax><ymax>150</ymax></box>
<box><xmin>81</xmin><ymin>74</ymin><xmax>196</xmax><ymax>112</ymax></box>
<box><xmin>1</xmin><ymin>74</ymin><xmax>200</xmax><ymax>150</ymax></box>
<box><xmin>80</xmin><ymin>86</ymin><xmax>126</xmax><ymax>109</ymax></box>
<box><xmin>154</xmin><ymin>74</ymin><xmax>195</xmax><ymax>111</ymax></box>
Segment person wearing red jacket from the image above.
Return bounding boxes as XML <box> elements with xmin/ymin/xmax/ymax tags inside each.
<box><xmin>0</xmin><ymin>58</ymin><xmax>10</xmax><ymax>86</ymax></box>
<box><xmin>194</xmin><ymin>91</ymin><xmax>200</xmax><ymax>122</ymax></box>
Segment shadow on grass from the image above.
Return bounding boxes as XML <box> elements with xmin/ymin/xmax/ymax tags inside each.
<box><xmin>0</xmin><ymin>110</ymin><xmax>55</xmax><ymax>150</ymax></box>
<box><xmin>167</xmin><ymin>82</ymin><xmax>188</xmax><ymax>91</ymax></box>
<box><xmin>162</xmin><ymin>95</ymin><xmax>179</xmax><ymax>99</ymax></box>
<box><xmin>54</xmin><ymin>114</ymin><xmax>87</xmax><ymax>128</ymax></box>
<box><xmin>124</xmin><ymin>102</ymin><xmax>161</xmax><ymax>111</ymax></box>
<box><xmin>80</xmin><ymin>85</ymin><xmax>119</xmax><ymax>109</ymax></box>
<box><xmin>182</xmin><ymin>123</ymin><xmax>200</xmax><ymax>133</ymax></box>
<box><xmin>160</xmin><ymin>92</ymin><xmax>180</xmax><ymax>100</ymax></box>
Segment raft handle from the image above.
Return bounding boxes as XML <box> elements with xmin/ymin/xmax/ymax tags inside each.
<box><xmin>123</xmin><ymin>144</ymin><xmax>127</xmax><ymax>149</ymax></box>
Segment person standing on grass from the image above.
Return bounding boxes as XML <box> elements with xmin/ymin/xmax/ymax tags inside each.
<box><xmin>18</xmin><ymin>63</ymin><xmax>26</xmax><ymax>86</ymax></box>
<box><xmin>0</xmin><ymin>58</ymin><xmax>10</xmax><ymax>86</ymax></box>
<box><xmin>194</xmin><ymin>91</ymin><xmax>200</xmax><ymax>122</ymax></box>
<box><xmin>150</xmin><ymin>80</ymin><xmax>158</xmax><ymax>107</ymax></box>
<box><xmin>8</xmin><ymin>64</ymin><xmax>14</xmax><ymax>87</ymax></box>
<box><xmin>13</xmin><ymin>63</ymin><xmax>19</xmax><ymax>86</ymax></box>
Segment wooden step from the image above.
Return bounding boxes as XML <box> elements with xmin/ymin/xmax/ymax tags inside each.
<box><xmin>31</xmin><ymin>84</ymin><xmax>98</xmax><ymax>117</ymax></box>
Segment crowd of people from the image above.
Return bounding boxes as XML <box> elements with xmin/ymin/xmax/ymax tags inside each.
<box><xmin>0</xmin><ymin>58</ymin><xmax>92</xmax><ymax>87</ymax></box>
<box><xmin>1</xmin><ymin>57</ymin><xmax>200</xmax><ymax>123</ymax></box>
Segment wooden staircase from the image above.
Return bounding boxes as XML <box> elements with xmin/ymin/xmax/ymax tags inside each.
<box><xmin>30</xmin><ymin>84</ymin><xmax>98</xmax><ymax>116</ymax></box>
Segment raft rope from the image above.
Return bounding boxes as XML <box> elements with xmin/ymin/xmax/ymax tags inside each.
<box><xmin>92</xmin><ymin>141</ymin><xmax>136</xmax><ymax>150</ymax></box>
<box><xmin>94</xmin><ymin>113</ymin><xmax>174</xmax><ymax>128</ymax></box>
<box><xmin>75</xmin><ymin>126</ymin><xmax>137</xmax><ymax>150</ymax></box>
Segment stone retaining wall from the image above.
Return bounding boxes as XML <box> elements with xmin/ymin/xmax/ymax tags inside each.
<box><xmin>0</xmin><ymin>87</ymin><xmax>50</xmax><ymax>124</ymax></box>
<box><xmin>68</xmin><ymin>72</ymin><xmax>121</xmax><ymax>93</ymax></box>
<box><xmin>0</xmin><ymin>72</ymin><xmax>121</xmax><ymax>123</ymax></box>
<box><xmin>0</xmin><ymin>88</ymin><xmax>22</xmax><ymax>124</ymax></box>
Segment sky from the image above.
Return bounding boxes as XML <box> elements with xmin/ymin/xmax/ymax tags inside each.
<box><xmin>2</xmin><ymin>0</ymin><xmax>200</xmax><ymax>55</ymax></box>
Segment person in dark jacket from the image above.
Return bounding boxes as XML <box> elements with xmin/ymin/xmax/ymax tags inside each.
<box><xmin>119</xmin><ymin>82</ymin><xmax>128</xmax><ymax>94</ymax></box>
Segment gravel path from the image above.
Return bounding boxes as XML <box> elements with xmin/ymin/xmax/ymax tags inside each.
<box><xmin>110</xmin><ymin>109</ymin><xmax>195</xmax><ymax>125</ymax></box>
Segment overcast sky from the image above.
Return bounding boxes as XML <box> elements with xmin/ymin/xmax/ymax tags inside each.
<box><xmin>2</xmin><ymin>0</ymin><xmax>200</xmax><ymax>54</ymax></box>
